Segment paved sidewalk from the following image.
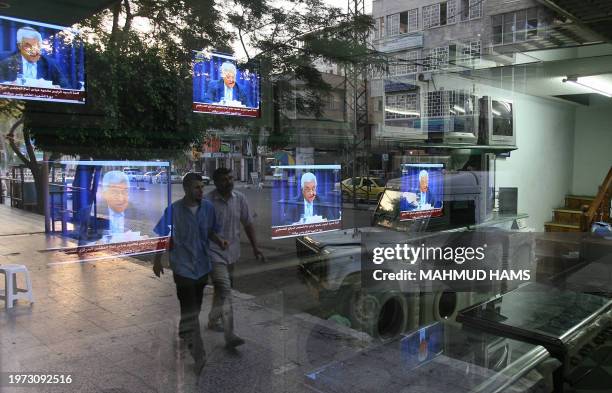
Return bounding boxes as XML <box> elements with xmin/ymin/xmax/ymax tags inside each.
<box><xmin>0</xmin><ymin>205</ymin><xmax>45</xmax><ymax>236</ymax></box>
<box><xmin>0</xmin><ymin>206</ymin><xmax>371</xmax><ymax>393</ymax></box>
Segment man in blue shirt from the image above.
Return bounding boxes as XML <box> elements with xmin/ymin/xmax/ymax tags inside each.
<box><xmin>153</xmin><ymin>172</ymin><xmax>227</xmax><ymax>373</ymax></box>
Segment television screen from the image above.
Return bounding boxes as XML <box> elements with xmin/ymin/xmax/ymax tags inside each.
<box><xmin>399</xmin><ymin>163</ymin><xmax>444</xmax><ymax>220</ymax></box>
<box><xmin>49</xmin><ymin>161</ymin><xmax>171</xmax><ymax>261</ymax></box>
<box><xmin>0</xmin><ymin>16</ymin><xmax>85</xmax><ymax>103</ymax></box>
<box><xmin>491</xmin><ymin>100</ymin><xmax>513</xmax><ymax>136</ymax></box>
<box><xmin>271</xmin><ymin>165</ymin><xmax>341</xmax><ymax>239</ymax></box>
<box><xmin>192</xmin><ymin>51</ymin><xmax>260</xmax><ymax>117</ymax></box>
<box><xmin>400</xmin><ymin>322</ymin><xmax>444</xmax><ymax>370</ymax></box>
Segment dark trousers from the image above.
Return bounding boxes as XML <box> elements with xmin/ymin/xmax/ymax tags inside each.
<box><xmin>173</xmin><ymin>273</ymin><xmax>208</xmax><ymax>360</ymax></box>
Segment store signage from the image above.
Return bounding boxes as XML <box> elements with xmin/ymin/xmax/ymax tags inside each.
<box><xmin>376</xmin><ymin>33</ymin><xmax>423</xmax><ymax>53</ymax></box>
<box><xmin>384</xmin><ymin>79</ymin><xmax>418</xmax><ymax>93</ymax></box>
<box><xmin>203</xmin><ymin>136</ymin><xmax>221</xmax><ymax>153</ymax></box>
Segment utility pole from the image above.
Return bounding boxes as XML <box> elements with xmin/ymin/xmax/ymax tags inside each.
<box><xmin>344</xmin><ymin>0</ymin><xmax>370</xmax><ymax>208</ymax></box>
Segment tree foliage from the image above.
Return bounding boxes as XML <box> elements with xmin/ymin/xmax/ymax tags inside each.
<box><xmin>24</xmin><ymin>0</ymin><xmax>244</xmax><ymax>159</ymax></box>
<box><xmin>11</xmin><ymin>0</ymin><xmax>376</xmax><ymax>159</ymax></box>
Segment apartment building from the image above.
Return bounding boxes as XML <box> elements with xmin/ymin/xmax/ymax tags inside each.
<box><xmin>368</xmin><ymin>0</ymin><xmax>596</xmax><ymax>172</ymax></box>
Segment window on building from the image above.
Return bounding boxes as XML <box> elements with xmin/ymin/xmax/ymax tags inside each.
<box><xmin>492</xmin><ymin>15</ymin><xmax>502</xmax><ymax>44</ymax></box>
<box><xmin>401</xmin><ymin>9</ymin><xmax>419</xmax><ymax>33</ymax></box>
<box><xmin>492</xmin><ymin>8</ymin><xmax>541</xmax><ymax>45</ymax></box>
<box><xmin>515</xmin><ymin>10</ymin><xmax>526</xmax><ymax>41</ymax></box>
<box><xmin>387</xmin><ymin>13</ymin><xmax>400</xmax><ymax>36</ymax></box>
<box><xmin>527</xmin><ymin>8</ymin><xmax>538</xmax><ymax>39</ymax></box>
<box><xmin>427</xmin><ymin>91</ymin><xmax>445</xmax><ymax>117</ymax></box>
<box><xmin>408</xmin><ymin>9</ymin><xmax>419</xmax><ymax>32</ymax></box>
<box><xmin>461</xmin><ymin>0</ymin><xmax>482</xmax><ymax>21</ymax></box>
<box><xmin>423</xmin><ymin>46</ymin><xmax>449</xmax><ymax>71</ymax></box>
<box><xmin>423</xmin><ymin>4</ymin><xmax>440</xmax><ymax>29</ymax></box>
<box><xmin>388</xmin><ymin>50</ymin><xmax>419</xmax><ymax>76</ymax></box>
<box><xmin>385</xmin><ymin>92</ymin><xmax>419</xmax><ymax>119</ymax></box>
<box><xmin>460</xmin><ymin>40</ymin><xmax>481</xmax><ymax>65</ymax></box>
<box><xmin>373</xmin><ymin>17</ymin><xmax>382</xmax><ymax>39</ymax></box>
<box><xmin>379</xmin><ymin>17</ymin><xmax>385</xmax><ymax>38</ymax></box>
<box><xmin>324</xmin><ymin>95</ymin><xmax>338</xmax><ymax>111</ymax></box>
<box><xmin>423</xmin><ymin>1</ymin><xmax>457</xmax><ymax>29</ymax></box>
<box><xmin>388</xmin><ymin>9</ymin><xmax>419</xmax><ymax>36</ymax></box>
<box><xmin>405</xmin><ymin>50</ymin><xmax>418</xmax><ymax>74</ymax></box>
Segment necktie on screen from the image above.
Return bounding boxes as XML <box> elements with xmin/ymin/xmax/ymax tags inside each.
<box><xmin>110</xmin><ymin>213</ymin><xmax>124</xmax><ymax>234</ymax></box>
<box><xmin>224</xmin><ymin>86</ymin><xmax>233</xmax><ymax>101</ymax></box>
<box><xmin>25</xmin><ymin>62</ymin><xmax>36</xmax><ymax>79</ymax></box>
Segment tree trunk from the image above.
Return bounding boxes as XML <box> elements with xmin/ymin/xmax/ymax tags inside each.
<box><xmin>6</xmin><ymin>116</ymin><xmax>45</xmax><ymax>214</ymax></box>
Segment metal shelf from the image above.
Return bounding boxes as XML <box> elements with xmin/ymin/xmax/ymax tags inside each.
<box><xmin>399</xmin><ymin>143</ymin><xmax>518</xmax><ymax>153</ymax></box>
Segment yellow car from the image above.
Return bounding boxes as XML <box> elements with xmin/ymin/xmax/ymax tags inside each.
<box><xmin>340</xmin><ymin>177</ymin><xmax>386</xmax><ymax>203</ymax></box>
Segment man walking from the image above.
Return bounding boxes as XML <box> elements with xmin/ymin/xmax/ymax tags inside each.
<box><xmin>153</xmin><ymin>172</ymin><xmax>227</xmax><ymax>372</ymax></box>
<box><xmin>206</xmin><ymin>167</ymin><xmax>265</xmax><ymax>348</ymax></box>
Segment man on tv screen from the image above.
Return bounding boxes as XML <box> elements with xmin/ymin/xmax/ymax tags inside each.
<box><xmin>206</xmin><ymin>61</ymin><xmax>251</xmax><ymax>107</ymax></box>
<box><xmin>402</xmin><ymin>169</ymin><xmax>441</xmax><ymax>211</ymax></box>
<box><xmin>98</xmin><ymin>170</ymin><xmax>142</xmax><ymax>242</ymax></box>
<box><xmin>281</xmin><ymin>172</ymin><xmax>336</xmax><ymax>225</ymax></box>
<box><xmin>0</xmin><ymin>26</ymin><xmax>68</xmax><ymax>88</ymax></box>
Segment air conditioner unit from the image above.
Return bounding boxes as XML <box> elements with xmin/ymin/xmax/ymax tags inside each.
<box><xmin>426</xmin><ymin>90</ymin><xmax>479</xmax><ymax>144</ymax></box>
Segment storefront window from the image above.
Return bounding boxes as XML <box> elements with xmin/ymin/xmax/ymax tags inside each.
<box><xmin>1</xmin><ymin>0</ymin><xmax>611</xmax><ymax>391</ymax></box>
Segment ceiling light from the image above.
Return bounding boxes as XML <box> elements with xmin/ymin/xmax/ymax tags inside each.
<box><xmin>563</xmin><ymin>75</ymin><xmax>612</xmax><ymax>98</ymax></box>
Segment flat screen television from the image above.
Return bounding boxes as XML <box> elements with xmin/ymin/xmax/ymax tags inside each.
<box><xmin>399</xmin><ymin>163</ymin><xmax>444</xmax><ymax>221</ymax></box>
<box><xmin>426</xmin><ymin>91</ymin><xmax>479</xmax><ymax>144</ymax></box>
<box><xmin>271</xmin><ymin>165</ymin><xmax>341</xmax><ymax>239</ymax></box>
<box><xmin>192</xmin><ymin>50</ymin><xmax>260</xmax><ymax>117</ymax></box>
<box><xmin>479</xmin><ymin>97</ymin><xmax>516</xmax><ymax>146</ymax></box>
<box><xmin>0</xmin><ymin>16</ymin><xmax>86</xmax><ymax>103</ymax></box>
<box><xmin>48</xmin><ymin>160</ymin><xmax>171</xmax><ymax>262</ymax></box>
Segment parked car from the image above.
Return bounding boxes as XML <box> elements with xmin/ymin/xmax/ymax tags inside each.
<box><xmin>153</xmin><ymin>171</ymin><xmax>168</xmax><ymax>184</ymax></box>
<box><xmin>123</xmin><ymin>168</ymin><xmax>144</xmax><ymax>182</ymax></box>
<box><xmin>170</xmin><ymin>171</ymin><xmax>182</xmax><ymax>183</ymax></box>
<box><xmin>339</xmin><ymin>177</ymin><xmax>386</xmax><ymax>203</ymax></box>
<box><xmin>143</xmin><ymin>171</ymin><xmax>157</xmax><ymax>183</ymax></box>
<box><xmin>155</xmin><ymin>170</ymin><xmax>182</xmax><ymax>184</ymax></box>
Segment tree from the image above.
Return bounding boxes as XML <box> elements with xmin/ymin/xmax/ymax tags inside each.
<box><xmin>25</xmin><ymin>0</ymin><xmax>242</xmax><ymax>159</ymax></box>
<box><xmin>2</xmin><ymin>0</ymin><xmax>377</xmax><ymax>213</ymax></box>
<box><xmin>227</xmin><ymin>0</ymin><xmax>378</xmax><ymax>149</ymax></box>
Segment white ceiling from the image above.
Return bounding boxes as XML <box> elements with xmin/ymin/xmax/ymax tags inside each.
<box><xmin>466</xmin><ymin>43</ymin><xmax>612</xmax><ymax>103</ymax></box>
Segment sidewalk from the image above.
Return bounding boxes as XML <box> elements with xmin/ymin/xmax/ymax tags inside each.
<box><xmin>0</xmin><ymin>205</ymin><xmax>371</xmax><ymax>393</ymax></box>
<box><xmin>0</xmin><ymin>205</ymin><xmax>45</xmax><ymax>236</ymax></box>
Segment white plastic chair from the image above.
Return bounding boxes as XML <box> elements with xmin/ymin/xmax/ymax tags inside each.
<box><xmin>0</xmin><ymin>264</ymin><xmax>34</xmax><ymax>309</ymax></box>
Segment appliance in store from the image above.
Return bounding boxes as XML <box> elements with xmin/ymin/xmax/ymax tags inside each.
<box><xmin>479</xmin><ymin>97</ymin><xmax>516</xmax><ymax>146</ymax></box>
<box><xmin>426</xmin><ymin>90</ymin><xmax>479</xmax><ymax>144</ymax></box>
<box><xmin>380</xmin><ymin>79</ymin><xmax>428</xmax><ymax>141</ymax></box>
